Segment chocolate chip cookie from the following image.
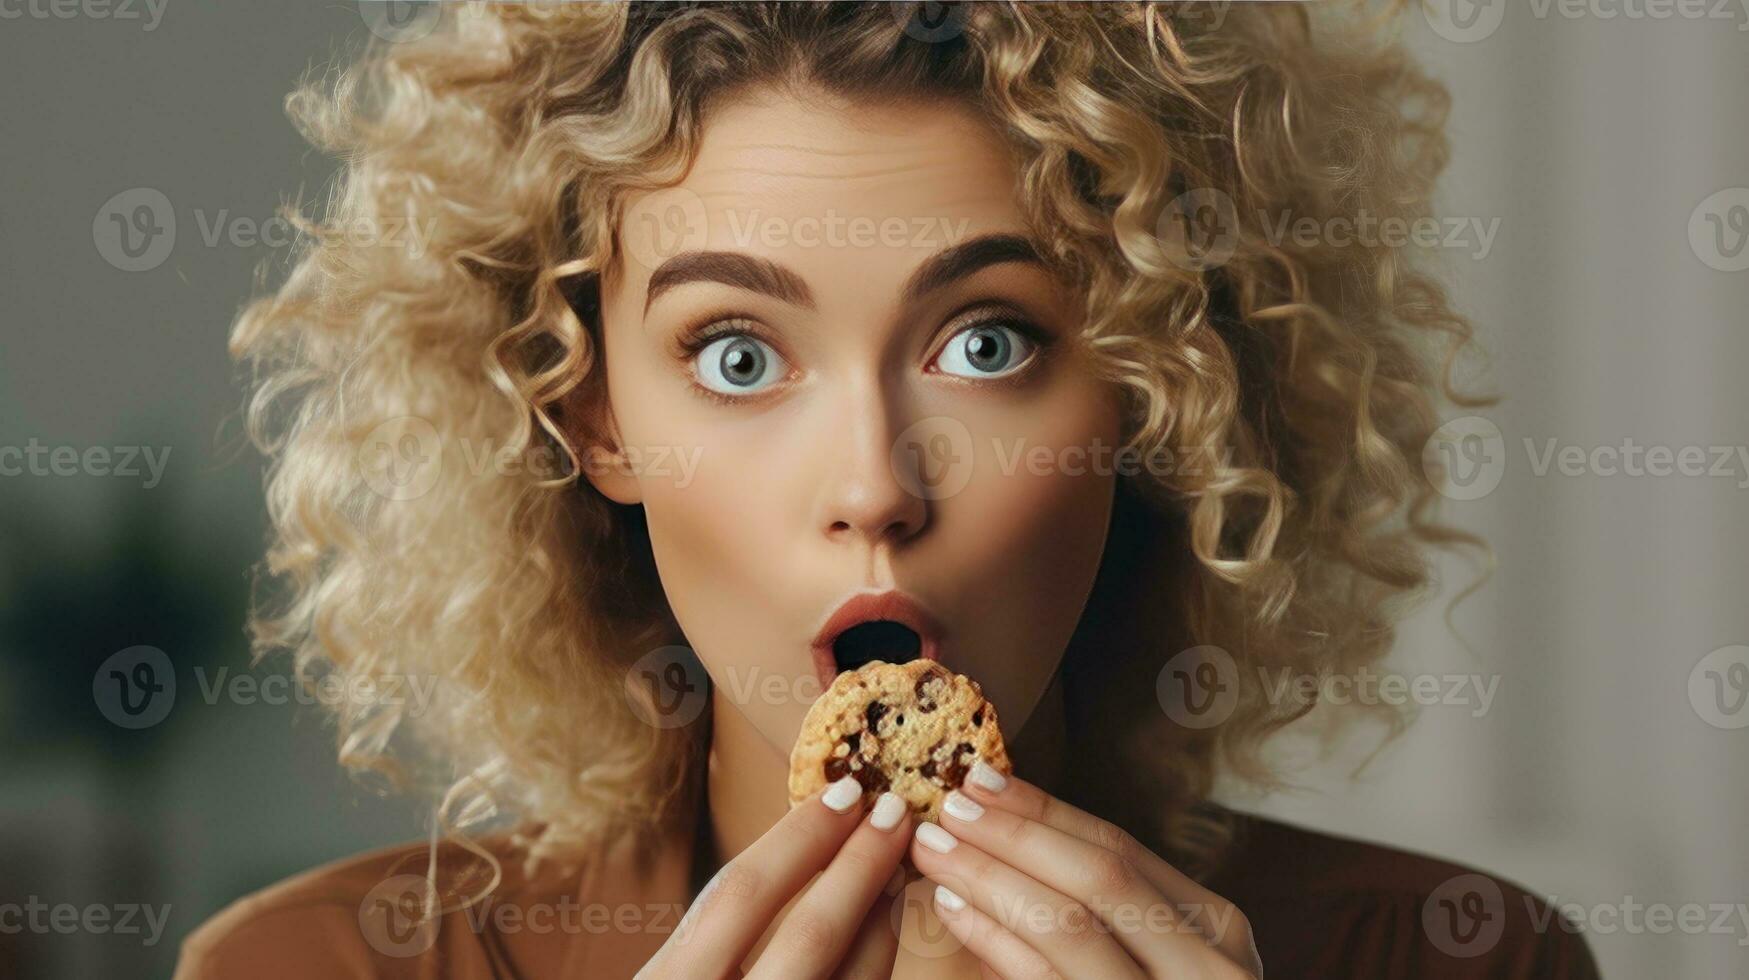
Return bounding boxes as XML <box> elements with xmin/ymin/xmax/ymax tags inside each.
<box><xmin>788</xmin><ymin>659</ymin><xmax>1010</xmax><ymax>822</ymax></box>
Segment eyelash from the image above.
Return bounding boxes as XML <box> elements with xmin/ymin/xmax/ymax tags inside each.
<box><xmin>927</xmin><ymin>311</ymin><xmax>1055</xmax><ymax>383</ymax></box>
<box><xmin>672</xmin><ymin>313</ymin><xmax>768</xmax><ymax>358</ymax></box>
<box><xmin>670</xmin><ymin>304</ymin><xmax>1055</xmax><ymax>404</ymax></box>
<box><xmin>671</xmin><ymin>313</ymin><xmax>782</xmax><ymax>406</ymax></box>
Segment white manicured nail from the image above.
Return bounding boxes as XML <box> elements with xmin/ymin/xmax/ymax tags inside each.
<box><xmin>915</xmin><ymin>822</ymin><xmax>958</xmax><ymax>853</ymax></box>
<box><xmin>943</xmin><ymin>791</ymin><xmax>984</xmax><ymax>822</ymax></box>
<box><xmin>967</xmin><ymin>760</ymin><xmax>1008</xmax><ymax>793</ymax></box>
<box><xmin>822</xmin><ymin>776</ymin><xmax>863</xmax><ymax>813</ymax></box>
<box><xmin>871</xmin><ymin>792</ymin><xmax>906</xmax><ymax>831</ymax></box>
<box><xmin>934</xmin><ymin>885</ymin><xmax>967</xmax><ymax>912</ymax></box>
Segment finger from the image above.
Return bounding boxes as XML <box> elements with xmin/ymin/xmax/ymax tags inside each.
<box><xmin>962</xmin><ymin>767</ymin><xmax>1255</xmax><ymax>959</ymax></box>
<box><xmin>829</xmin><ymin>893</ymin><xmax>899</xmax><ymax>980</ymax></box>
<box><xmin>909</xmin><ymin>822</ymin><xmax>1145</xmax><ymax>980</ymax></box>
<box><xmin>937</xmin><ymin>787</ymin><xmax>1242</xmax><ymax>976</ymax></box>
<box><xmin>927</xmin><ymin>882</ymin><xmax>1061</xmax><ymax>980</ymax></box>
<box><xmin>649</xmin><ymin>776</ymin><xmax>867</xmax><ymax>979</ymax></box>
<box><xmin>749</xmin><ymin>792</ymin><xmax>912</xmax><ymax>979</ymax></box>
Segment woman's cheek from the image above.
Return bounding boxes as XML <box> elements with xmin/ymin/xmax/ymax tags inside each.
<box><xmin>638</xmin><ymin>429</ymin><xmax>780</xmax><ymax>612</ymax></box>
<box><xmin>936</xmin><ymin>383</ymin><xmax>1120</xmax><ymax>719</ymax></box>
<box><xmin>636</xmin><ymin>430</ymin><xmax>811</xmax><ymax>712</ymax></box>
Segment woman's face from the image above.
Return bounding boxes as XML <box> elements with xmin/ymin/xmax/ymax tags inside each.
<box><xmin>588</xmin><ymin>85</ymin><xmax>1122</xmax><ymax>755</ymax></box>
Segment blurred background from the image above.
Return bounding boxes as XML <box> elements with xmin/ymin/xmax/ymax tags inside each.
<box><xmin>1</xmin><ymin>2</ymin><xmax>1745</xmax><ymax>977</ymax></box>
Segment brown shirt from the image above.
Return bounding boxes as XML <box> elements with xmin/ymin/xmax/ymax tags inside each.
<box><xmin>172</xmin><ymin>811</ymin><xmax>1602</xmax><ymax>979</ymax></box>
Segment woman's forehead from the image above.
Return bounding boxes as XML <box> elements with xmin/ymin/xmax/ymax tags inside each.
<box><xmin>608</xmin><ymin>89</ymin><xmax>1032</xmax><ymax>305</ymax></box>
<box><xmin>686</xmin><ymin>88</ymin><xmax>1014</xmax><ymax>192</ymax></box>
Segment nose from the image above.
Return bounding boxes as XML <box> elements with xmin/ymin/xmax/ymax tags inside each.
<box><xmin>814</xmin><ymin>388</ymin><xmax>929</xmax><ymax>547</ymax></box>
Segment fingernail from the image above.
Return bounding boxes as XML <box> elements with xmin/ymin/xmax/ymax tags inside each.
<box><xmin>934</xmin><ymin>885</ymin><xmax>967</xmax><ymax>912</ymax></box>
<box><xmin>967</xmin><ymin>760</ymin><xmax>1008</xmax><ymax>793</ymax></box>
<box><xmin>822</xmin><ymin>776</ymin><xmax>863</xmax><ymax>813</ymax></box>
<box><xmin>915</xmin><ymin>822</ymin><xmax>958</xmax><ymax>853</ymax></box>
<box><xmin>871</xmin><ymin>792</ymin><xmax>906</xmax><ymax>831</ymax></box>
<box><xmin>943</xmin><ymin>791</ymin><xmax>984</xmax><ymax>822</ymax></box>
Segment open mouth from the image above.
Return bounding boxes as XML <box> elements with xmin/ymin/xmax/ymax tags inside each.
<box><xmin>831</xmin><ymin>619</ymin><xmax>923</xmax><ymax>674</ymax></box>
<box><xmin>810</xmin><ymin>590</ymin><xmax>942</xmax><ymax>691</ymax></box>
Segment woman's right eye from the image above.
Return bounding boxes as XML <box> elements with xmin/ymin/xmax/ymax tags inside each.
<box><xmin>692</xmin><ymin>333</ymin><xmax>788</xmax><ymax>396</ymax></box>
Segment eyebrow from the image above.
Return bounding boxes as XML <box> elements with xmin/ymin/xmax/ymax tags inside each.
<box><xmin>642</xmin><ymin>232</ymin><xmax>1045</xmax><ymax>316</ymax></box>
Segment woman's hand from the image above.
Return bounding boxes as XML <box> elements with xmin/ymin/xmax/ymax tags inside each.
<box><xmin>637</xmin><ymin>776</ymin><xmax>912</xmax><ymax>980</ymax></box>
<box><xmin>909</xmin><ymin>766</ymin><xmax>1264</xmax><ymax>979</ymax></box>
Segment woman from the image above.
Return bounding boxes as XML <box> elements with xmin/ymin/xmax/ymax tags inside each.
<box><xmin>178</xmin><ymin>2</ymin><xmax>1600</xmax><ymax>976</ymax></box>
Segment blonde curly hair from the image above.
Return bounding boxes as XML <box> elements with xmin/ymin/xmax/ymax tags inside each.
<box><xmin>233</xmin><ymin>0</ymin><xmax>1481</xmax><ymax>885</ymax></box>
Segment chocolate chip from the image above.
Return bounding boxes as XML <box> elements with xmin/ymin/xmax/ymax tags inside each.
<box><xmin>864</xmin><ymin>700</ymin><xmax>889</xmax><ymax>730</ymax></box>
<box><xmin>940</xmin><ymin>742</ymin><xmax>976</xmax><ymax>789</ymax></box>
<box><xmin>826</xmin><ymin>755</ymin><xmax>886</xmax><ymax>796</ymax></box>
<box><xmin>914</xmin><ymin>672</ymin><xmax>944</xmax><ymax>712</ymax></box>
<box><xmin>919</xmin><ymin>738</ymin><xmax>947</xmax><ymax>784</ymax></box>
<box><xmin>854</xmin><ymin>766</ymin><xmax>890</xmax><ymax>795</ymax></box>
<box><xmin>971</xmin><ymin>708</ymin><xmax>983</xmax><ymax>727</ymax></box>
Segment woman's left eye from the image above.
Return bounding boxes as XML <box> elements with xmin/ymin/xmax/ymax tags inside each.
<box><xmin>692</xmin><ymin>333</ymin><xmax>788</xmax><ymax>395</ymax></box>
<box><xmin>932</xmin><ymin>322</ymin><xmax>1038</xmax><ymax>379</ymax></box>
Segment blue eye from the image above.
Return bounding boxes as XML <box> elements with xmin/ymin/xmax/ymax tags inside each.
<box><xmin>934</xmin><ymin>322</ymin><xmax>1037</xmax><ymax>379</ymax></box>
<box><xmin>694</xmin><ymin>334</ymin><xmax>787</xmax><ymax>395</ymax></box>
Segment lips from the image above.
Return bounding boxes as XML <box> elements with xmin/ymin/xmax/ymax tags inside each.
<box><xmin>809</xmin><ymin>590</ymin><xmax>942</xmax><ymax>692</ymax></box>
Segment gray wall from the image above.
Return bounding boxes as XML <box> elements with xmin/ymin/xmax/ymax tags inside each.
<box><xmin>2</xmin><ymin>3</ymin><xmax>1744</xmax><ymax>977</ymax></box>
<box><xmin>1238</xmin><ymin>6</ymin><xmax>1749</xmax><ymax>978</ymax></box>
